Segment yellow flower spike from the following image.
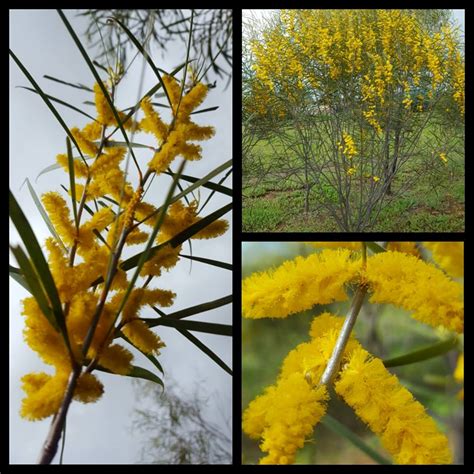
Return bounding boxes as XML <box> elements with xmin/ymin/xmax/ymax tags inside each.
<box><xmin>454</xmin><ymin>353</ymin><xmax>463</xmax><ymax>400</ymax></box>
<box><xmin>22</xmin><ymin>297</ymin><xmax>71</xmax><ymax>371</ymax></box>
<box><xmin>140</xmin><ymin>244</ymin><xmax>182</xmax><ymax>277</ymax></box>
<box><xmin>162</xmin><ymin>74</ymin><xmax>182</xmax><ymax>111</ymax></box>
<box><xmin>364</xmin><ymin>251</ymin><xmax>463</xmax><ymax>333</ymax></box>
<box><xmin>243</xmin><ymin>372</ymin><xmax>329</xmax><ymax>465</ymax></box>
<box><xmin>93</xmin><ymin>83</ymin><xmax>135</xmax><ymax>130</ymax></box>
<box><xmin>20</xmin><ymin>371</ymin><xmax>69</xmax><ymax>421</ymax></box>
<box><xmin>423</xmin><ymin>242</ymin><xmax>463</xmax><ymax>278</ymax></box>
<box><xmin>385</xmin><ymin>242</ymin><xmax>420</xmax><ymax>257</ymax></box>
<box><xmin>347</xmin><ymin>167</ymin><xmax>357</xmax><ymax>176</ymax></box>
<box><xmin>242</xmin><ymin>249</ymin><xmax>361</xmax><ymax>319</ymax></box>
<box><xmin>373</xmin><ymin>176</ymin><xmax>380</xmax><ymax>182</ymax></box>
<box><xmin>42</xmin><ymin>192</ymin><xmax>77</xmax><ymax>247</ymax></box>
<box><xmin>73</xmin><ymin>373</ymin><xmax>104</xmax><ymax>403</ymax></box>
<box><xmin>140</xmin><ymin>96</ymin><xmax>168</xmax><ymax>142</ymax></box>
<box><xmin>56</xmin><ymin>153</ymin><xmax>89</xmax><ymax>178</ymax></box>
<box><xmin>193</xmin><ymin>219</ymin><xmax>229</xmax><ymax>239</ymax></box>
<box><xmin>334</xmin><ymin>346</ymin><xmax>452</xmax><ymax>464</ymax></box>
<box><xmin>122</xmin><ymin>319</ymin><xmax>166</xmax><ymax>355</ymax></box>
<box><xmin>98</xmin><ymin>344</ymin><xmax>133</xmax><ymax>375</ymax></box>
<box><xmin>71</xmin><ymin>126</ymin><xmax>99</xmax><ymax>157</ymax></box>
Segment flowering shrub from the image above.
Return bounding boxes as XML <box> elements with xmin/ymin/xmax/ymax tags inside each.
<box><xmin>242</xmin><ymin>242</ymin><xmax>463</xmax><ymax>464</ymax></box>
<box><xmin>243</xmin><ymin>10</ymin><xmax>465</xmax><ymax>231</ymax></box>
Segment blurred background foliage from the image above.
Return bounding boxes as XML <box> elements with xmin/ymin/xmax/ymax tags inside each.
<box><xmin>242</xmin><ymin>242</ymin><xmax>463</xmax><ymax>465</ymax></box>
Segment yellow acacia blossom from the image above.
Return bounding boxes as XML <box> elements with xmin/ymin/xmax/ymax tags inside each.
<box><xmin>251</xmin><ymin>10</ymin><xmax>464</xmax><ymax>132</ymax></box>
<box><xmin>244</xmin><ymin>310</ymin><xmax>454</xmax><ymax>464</ymax></box>
<box><xmin>93</xmin><ymin>82</ymin><xmax>137</xmax><ymax>130</ymax></box>
<box><xmin>243</xmin><ymin>248</ymin><xmax>463</xmax><ymax>333</ymax></box>
<box><xmin>347</xmin><ymin>167</ymin><xmax>357</xmax><ymax>176</ymax></box>
<box><xmin>242</xmin><ymin>249</ymin><xmax>361</xmax><ymax>319</ymax></box>
<box><xmin>439</xmin><ymin>152</ymin><xmax>448</xmax><ymax>164</ymax></box>
<box><xmin>373</xmin><ymin>176</ymin><xmax>380</xmax><ymax>182</ymax></box>
<box><xmin>140</xmin><ymin>75</ymin><xmax>215</xmax><ymax>174</ymax></box>
<box><xmin>335</xmin><ymin>346</ymin><xmax>452</xmax><ymax>464</ymax></box>
<box><xmin>41</xmin><ymin>192</ymin><xmax>77</xmax><ymax>247</ymax></box>
<box><xmin>338</xmin><ymin>132</ymin><xmax>358</xmax><ymax>157</ymax></box>
<box><xmin>385</xmin><ymin>241</ymin><xmax>420</xmax><ymax>257</ymax></box>
<box><xmin>454</xmin><ymin>353</ymin><xmax>463</xmax><ymax>400</ymax></box>
<box><xmin>423</xmin><ymin>242</ymin><xmax>463</xmax><ymax>278</ymax></box>
<box><xmin>364</xmin><ymin>251</ymin><xmax>463</xmax><ymax>333</ymax></box>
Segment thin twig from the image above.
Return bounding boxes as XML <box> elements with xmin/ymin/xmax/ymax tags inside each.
<box><xmin>319</xmin><ymin>283</ymin><xmax>368</xmax><ymax>386</ymax></box>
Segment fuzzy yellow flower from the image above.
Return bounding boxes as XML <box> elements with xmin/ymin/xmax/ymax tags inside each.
<box><xmin>335</xmin><ymin>346</ymin><xmax>452</xmax><ymax>464</ymax></box>
<box><xmin>242</xmin><ymin>249</ymin><xmax>361</xmax><ymax>319</ymax></box>
<box><xmin>423</xmin><ymin>242</ymin><xmax>463</xmax><ymax>278</ymax></box>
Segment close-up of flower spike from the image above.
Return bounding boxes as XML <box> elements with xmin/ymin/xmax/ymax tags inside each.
<box><xmin>242</xmin><ymin>242</ymin><xmax>463</xmax><ymax>465</ymax></box>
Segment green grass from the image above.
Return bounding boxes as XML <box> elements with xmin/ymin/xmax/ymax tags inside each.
<box><xmin>243</xmin><ymin>122</ymin><xmax>464</xmax><ymax>232</ymax></box>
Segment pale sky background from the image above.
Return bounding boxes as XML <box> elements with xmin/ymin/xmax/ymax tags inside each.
<box><xmin>10</xmin><ymin>9</ymin><xmax>232</xmax><ymax>464</ymax></box>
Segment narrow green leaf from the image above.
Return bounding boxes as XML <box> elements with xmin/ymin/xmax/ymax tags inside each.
<box><xmin>43</xmin><ymin>74</ymin><xmax>94</xmax><ymax>91</ymax></box>
<box><xmin>118</xmin><ymin>331</ymin><xmax>164</xmax><ymax>375</ymax></box>
<box><xmin>96</xmin><ymin>363</ymin><xmax>164</xmax><ymax>389</ymax></box>
<box><xmin>146</xmin><ymin>295</ymin><xmax>232</xmax><ymax>325</ymax></box>
<box><xmin>383</xmin><ymin>337</ymin><xmax>458</xmax><ymax>367</ymax></box>
<box><xmin>102</xmin><ymin>140</ymin><xmax>154</xmax><ymax>150</ymax></box>
<box><xmin>9</xmin><ymin>264</ymin><xmax>31</xmax><ymax>293</ymax></box>
<box><xmin>36</xmin><ymin>156</ymin><xmax>93</xmax><ymax>182</ymax></box>
<box><xmin>111</xmin><ymin>16</ymin><xmax>173</xmax><ymax>109</ymax></box>
<box><xmin>366</xmin><ymin>242</ymin><xmax>386</xmax><ymax>254</ymax></box>
<box><xmin>10</xmin><ymin>190</ymin><xmax>66</xmax><ymax>336</ymax></box>
<box><xmin>169</xmin><ymin>159</ymin><xmax>232</xmax><ymax>205</ymax></box>
<box><xmin>162</xmin><ymin>169</ymin><xmax>232</xmax><ymax>196</ymax></box>
<box><xmin>10</xmin><ymin>245</ymin><xmax>58</xmax><ymax>330</ymax></box>
<box><xmin>126</xmin><ymin>365</ymin><xmax>164</xmax><ymax>388</ymax></box>
<box><xmin>198</xmin><ymin>167</ymin><xmax>233</xmax><ymax>212</ymax></box>
<box><xmin>24</xmin><ymin>178</ymin><xmax>67</xmax><ymax>252</ymax></box>
<box><xmin>191</xmin><ymin>106</ymin><xmax>219</xmax><ymax>115</ymax></box>
<box><xmin>321</xmin><ymin>414</ymin><xmax>391</xmax><ymax>465</ymax></box>
<box><xmin>177</xmin><ymin>328</ymin><xmax>232</xmax><ymax>376</ymax></box>
<box><xmin>178</xmin><ymin>254</ymin><xmax>232</xmax><ymax>271</ymax></box>
<box><xmin>66</xmin><ymin>137</ymin><xmax>78</xmax><ymax>229</ymax></box>
<box><xmin>147</xmin><ymin>313</ymin><xmax>232</xmax><ymax>336</ymax></box>
<box><xmin>18</xmin><ymin>86</ymin><xmax>98</xmax><ymax>121</ymax></box>
<box><xmin>9</xmin><ymin>50</ymin><xmax>87</xmax><ymax>164</ymax></box>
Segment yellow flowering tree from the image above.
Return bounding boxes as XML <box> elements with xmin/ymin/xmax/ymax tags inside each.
<box><xmin>242</xmin><ymin>242</ymin><xmax>463</xmax><ymax>464</ymax></box>
<box><xmin>245</xmin><ymin>10</ymin><xmax>464</xmax><ymax>231</ymax></box>
<box><xmin>10</xmin><ymin>10</ymin><xmax>232</xmax><ymax>464</ymax></box>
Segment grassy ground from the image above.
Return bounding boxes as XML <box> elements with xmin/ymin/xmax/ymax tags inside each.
<box><xmin>242</xmin><ymin>123</ymin><xmax>464</xmax><ymax>232</ymax></box>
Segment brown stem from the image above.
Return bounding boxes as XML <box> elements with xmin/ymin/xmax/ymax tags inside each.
<box><xmin>37</xmin><ymin>364</ymin><xmax>81</xmax><ymax>464</ymax></box>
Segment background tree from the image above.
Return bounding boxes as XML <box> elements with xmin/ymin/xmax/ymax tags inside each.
<box><xmin>132</xmin><ymin>379</ymin><xmax>231</xmax><ymax>464</ymax></box>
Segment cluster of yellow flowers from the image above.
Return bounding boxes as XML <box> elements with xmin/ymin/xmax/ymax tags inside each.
<box><xmin>337</xmin><ymin>132</ymin><xmax>358</xmax><ymax>158</ymax></box>
<box><xmin>250</xmin><ymin>10</ymin><xmax>465</xmax><ymax>130</ymax></box>
<box><xmin>243</xmin><ymin>242</ymin><xmax>463</xmax><ymax>464</ymax></box>
<box><xmin>20</xmin><ymin>76</ymin><xmax>228</xmax><ymax>420</ymax></box>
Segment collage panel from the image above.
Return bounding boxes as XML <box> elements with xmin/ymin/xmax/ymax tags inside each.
<box><xmin>242</xmin><ymin>9</ymin><xmax>464</xmax><ymax>233</ymax></box>
<box><xmin>242</xmin><ymin>241</ymin><xmax>464</xmax><ymax>465</ymax></box>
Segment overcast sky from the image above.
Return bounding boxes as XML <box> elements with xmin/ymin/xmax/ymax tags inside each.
<box><xmin>10</xmin><ymin>9</ymin><xmax>232</xmax><ymax>464</ymax></box>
